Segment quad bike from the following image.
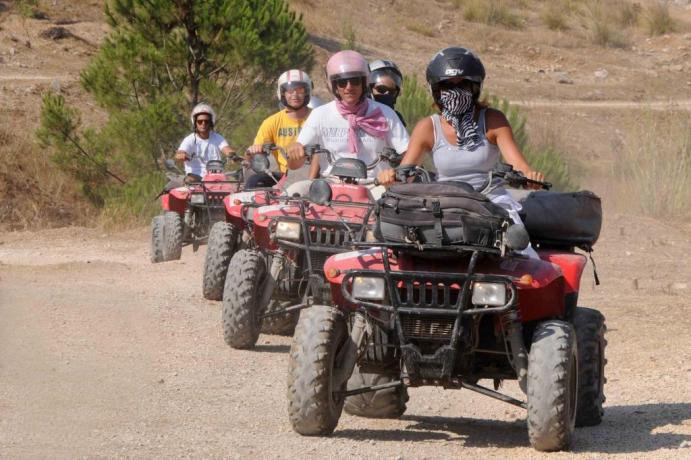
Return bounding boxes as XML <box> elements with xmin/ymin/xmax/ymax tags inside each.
<box><xmin>221</xmin><ymin>145</ymin><xmax>402</xmax><ymax>348</ymax></box>
<box><xmin>150</xmin><ymin>157</ymin><xmax>243</xmax><ymax>263</ymax></box>
<box><xmin>202</xmin><ymin>144</ymin><xmax>289</xmax><ymax>302</ymax></box>
<box><xmin>287</xmin><ymin>165</ymin><xmax>606</xmax><ymax>452</ymax></box>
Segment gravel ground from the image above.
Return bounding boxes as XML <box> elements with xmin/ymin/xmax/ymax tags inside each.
<box><xmin>0</xmin><ymin>214</ymin><xmax>689</xmax><ymax>459</ymax></box>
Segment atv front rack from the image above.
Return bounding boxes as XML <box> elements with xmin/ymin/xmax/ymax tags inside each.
<box><xmin>340</xmin><ymin>243</ymin><xmax>522</xmax><ymax>387</ymax></box>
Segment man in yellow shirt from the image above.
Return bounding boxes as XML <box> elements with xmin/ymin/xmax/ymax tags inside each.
<box><xmin>246</xmin><ymin>69</ymin><xmax>320</xmax><ymax>187</ymax></box>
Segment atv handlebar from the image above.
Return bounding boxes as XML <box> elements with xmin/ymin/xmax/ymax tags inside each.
<box><xmin>478</xmin><ymin>163</ymin><xmax>551</xmax><ymax>194</ymax></box>
<box><xmin>302</xmin><ymin>144</ymin><xmax>403</xmax><ymax>171</ymax></box>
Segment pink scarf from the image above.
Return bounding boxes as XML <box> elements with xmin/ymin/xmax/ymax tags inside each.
<box><xmin>335</xmin><ymin>99</ymin><xmax>389</xmax><ymax>153</ymax></box>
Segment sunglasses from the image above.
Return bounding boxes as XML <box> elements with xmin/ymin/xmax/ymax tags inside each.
<box><xmin>196</xmin><ymin>118</ymin><xmax>211</xmax><ymax>125</ymax></box>
<box><xmin>437</xmin><ymin>79</ymin><xmax>474</xmax><ymax>91</ymax></box>
<box><xmin>284</xmin><ymin>87</ymin><xmax>306</xmax><ymax>95</ymax></box>
<box><xmin>373</xmin><ymin>85</ymin><xmax>396</xmax><ymax>95</ymax></box>
<box><xmin>335</xmin><ymin>77</ymin><xmax>362</xmax><ymax>89</ymax></box>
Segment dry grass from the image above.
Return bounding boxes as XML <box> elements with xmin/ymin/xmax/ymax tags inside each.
<box><xmin>458</xmin><ymin>0</ymin><xmax>525</xmax><ymax>29</ymax></box>
<box><xmin>540</xmin><ymin>2</ymin><xmax>570</xmax><ymax>31</ymax></box>
<box><xmin>0</xmin><ymin>127</ymin><xmax>93</xmax><ymax>230</ymax></box>
<box><xmin>405</xmin><ymin>21</ymin><xmax>436</xmax><ymax>37</ymax></box>
<box><xmin>643</xmin><ymin>0</ymin><xmax>677</xmax><ymax>36</ymax></box>
<box><xmin>581</xmin><ymin>0</ymin><xmax>630</xmax><ymax>48</ymax></box>
<box><xmin>613</xmin><ymin>112</ymin><xmax>691</xmax><ymax>220</ymax></box>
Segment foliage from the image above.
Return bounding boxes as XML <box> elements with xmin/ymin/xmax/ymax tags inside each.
<box><xmin>37</xmin><ymin>0</ymin><xmax>313</xmax><ymax>222</ymax></box>
<box><xmin>461</xmin><ymin>0</ymin><xmax>524</xmax><ymax>30</ymax></box>
<box><xmin>396</xmin><ymin>75</ymin><xmax>435</xmax><ymax>131</ymax></box>
<box><xmin>342</xmin><ymin>21</ymin><xmax>358</xmax><ymax>51</ymax></box>
<box><xmin>541</xmin><ymin>2</ymin><xmax>570</xmax><ymax>31</ymax></box>
<box><xmin>616</xmin><ymin>112</ymin><xmax>690</xmax><ymax>219</ymax></box>
<box><xmin>643</xmin><ymin>1</ymin><xmax>676</xmax><ymax>36</ymax></box>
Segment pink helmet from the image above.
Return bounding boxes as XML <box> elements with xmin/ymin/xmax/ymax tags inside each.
<box><xmin>326</xmin><ymin>50</ymin><xmax>369</xmax><ymax>97</ymax></box>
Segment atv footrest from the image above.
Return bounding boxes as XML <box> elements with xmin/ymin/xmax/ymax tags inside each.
<box><xmin>401</xmin><ymin>343</ymin><xmax>456</xmax><ymax>385</ymax></box>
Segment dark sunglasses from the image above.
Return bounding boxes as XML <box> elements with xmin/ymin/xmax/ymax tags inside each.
<box><xmin>335</xmin><ymin>77</ymin><xmax>362</xmax><ymax>89</ymax></box>
<box><xmin>437</xmin><ymin>79</ymin><xmax>474</xmax><ymax>91</ymax></box>
<box><xmin>373</xmin><ymin>85</ymin><xmax>396</xmax><ymax>95</ymax></box>
<box><xmin>196</xmin><ymin>118</ymin><xmax>211</xmax><ymax>125</ymax></box>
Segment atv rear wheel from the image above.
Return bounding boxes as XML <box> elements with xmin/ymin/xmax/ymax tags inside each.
<box><xmin>150</xmin><ymin>215</ymin><xmax>166</xmax><ymax>263</ymax></box>
<box><xmin>163</xmin><ymin>211</ymin><xmax>183</xmax><ymax>261</ymax></box>
<box><xmin>202</xmin><ymin>222</ymin><xmax>239</xmax><ymax>300</ymax></box>
<box><xmin>222</xmin><ymin>249</ymin><xmax>267</xmax><ymax>349</ymax></box>
<box><xmin>288</xmin><ymin>305</ymin><xmax>348</xmax><ymax>435</ymax></box>
<box><xmin>260</xmin><ymin>300</ymin><xmax>299</xmax><ymax>336</ymax></box>
<box><xmin>344</xmin><ymin>366</ymin><xmax>408</xmax><ymax>419</ymax></box>
<box><xmin>573</xmin><ymin>307</ymin><xmax>607</xmax><ymax>427</ymax></box>
<box><xmin>527</xmin><ymin>320</ymin><xmax>578</xmax><ymax>452</ymax></box>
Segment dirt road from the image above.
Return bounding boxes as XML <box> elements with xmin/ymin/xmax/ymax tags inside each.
<box><xmin>1</xmin><ymin>214</ymin><xmax>690</xmax><ymax>459</ymax></box>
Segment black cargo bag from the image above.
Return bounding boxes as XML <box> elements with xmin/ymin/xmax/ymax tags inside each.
<box><xmin>520</xmin><ymin>190</ymin><xmax>602</xmax><ymax>249</ymax></box>
<box><xmin>375</xmin><ymin>182</ymin><xmax>510</xmax><ymax>247</ymax></box>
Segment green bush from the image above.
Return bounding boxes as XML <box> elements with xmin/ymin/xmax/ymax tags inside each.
<box><xmin>396</xmin><ymin>75</ymin><xmax>435</xmax><ymax>131</ymax></box>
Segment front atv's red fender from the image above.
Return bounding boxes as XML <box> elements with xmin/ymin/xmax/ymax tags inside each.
<box><xmin>161</xmin><ymin>191</ymin><xmax>187</xmax><ymax>214</ymax></box>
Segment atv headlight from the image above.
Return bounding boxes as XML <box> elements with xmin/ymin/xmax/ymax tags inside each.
<box><xmin>352</xmin><ymin>276</ymin><xmax>385</xmax><ymax>300</ymax></box>
<box><xmin>275</xmin><ymin>221</ymin><xmax>301</xmax><ymax>241</ymax></box>
<box><xmin>471</xmin><ymin>282</ymin><xmax>507</xmax><ymax>307</ymax></box>
<box><xmin>190</xmin><ymin>193</ymin><xmax>205</xmax><ymax>204</ymax></box>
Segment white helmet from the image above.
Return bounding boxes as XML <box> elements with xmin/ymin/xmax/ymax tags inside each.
<box><xmin>277</xmin><ymin>69</ymin><xmax>312</xmax><ymax>109</ymax></box>
<box><xmin>190</xmin><ymin>103</ymin><xmax>216</xmax><ymax>127</ymax></box>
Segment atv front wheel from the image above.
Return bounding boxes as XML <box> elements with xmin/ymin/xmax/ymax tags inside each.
<box><xmin>202</xmin><ymin>222</ymin><xmax>239</xmax><ymax>300</ymax></box>
<box><xmin>222</xmin><ymin>249</ymin><xmax>267</xmax><ymax>349</ymax></box>
<box><xmin>163</xmin><ymin>211</ymin><xmax>183</xmax><ymax>261</ymax></box>
<box><xmin>287</xmin><ymin>305</ymin><xmax>348</xmax><ymax>435</ymax></box>
<box><xmin>344</xmin><ymin>366</ymin><xmax>408</xmax><ymax>419</ymax></box>
<box><xmin>150</xmin><ymin>215</ymin><xmax>166</xmax><ymax>263</ymax></box>
<box><xmin>527</xmin><ymin>320</ymin><xmax>578</xmax><ymax>452</ymax></box>
<box><xmin>573</xmin><ymin>307</ymin><xmax>607</xmax><ymax>427</ymax></box>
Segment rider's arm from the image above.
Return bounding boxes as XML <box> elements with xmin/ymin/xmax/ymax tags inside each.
<box><xmin>221</xmin><ymin>145</ymin><xmax>236</xmax><ymax>156</ymax></box>
<box><xmin>175</xmin><ymin>134</ymin><xmax>195</xmax><ymax>163</ymax></box>
<box><xmin>308</xmin><ymin>156</ymin><xmax>321</xmax><ymax>179</ymax></box>
<box><xmin>377</xmin><ymin>117</ymin><xmax>434</xmax><ymax>185</ymax></box>
<box><xmin>290</xmin><ymin>112</ymin><xmax>320</xmax><ymax>170</ymax></box>
<box><xmin>486</xmin><ymin>109</ymin><xmax>544</xmax><ymax>183</ymax></box>
<box><xmin>250</xmin><ymin>116</ymin><xmax>275</xmax><ymax>155</ymax></box>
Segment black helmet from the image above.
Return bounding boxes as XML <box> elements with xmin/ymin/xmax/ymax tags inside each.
<box><xmin>426</xmin><ymin>47</ymin><xmax>485</xmax><ymax>101</ymax></box>
<box><xmin>369</xmin><ymin>59</ymin><xmax>403</xmax><ymax>92</ymax></box>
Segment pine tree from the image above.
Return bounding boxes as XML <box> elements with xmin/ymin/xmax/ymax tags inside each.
<box><xmin>38</xmin><ymin>0</ymin><xmax>313</xmax><ymax>216</ymax></box>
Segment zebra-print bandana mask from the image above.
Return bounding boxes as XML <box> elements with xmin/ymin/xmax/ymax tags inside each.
<box><xmin>439</xmin><ymin>88</ymin><xmax>482</xmax><ymax>151</ymax></box>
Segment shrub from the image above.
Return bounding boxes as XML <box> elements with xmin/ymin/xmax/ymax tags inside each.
<box><xmin>541</xmin><ymin>2</ymin><xmax>570</xmax><ymax>31</ymax></box>
<box><xmin>615</xmin><ymin>112</ymin><xmax>690</xmax><ymax>219</ymax></box>
<box><xmin>396</xmin><ymin>75</ymin><xmax>436</xmax><ymax>131</ymax></box>
<box><xmin>581</xmin><ymin>0</ymin><xmax>630</xmax><ymax>48</ymax></box>
<box><xmin>643</xmin><ymin>1</ymin><xmax>676</xmax><ymax>36</ymax></box>
<box><xmin>462</xmin><ymin>0</ymin><xmax>524</xmax><ymax>30</ymax></box>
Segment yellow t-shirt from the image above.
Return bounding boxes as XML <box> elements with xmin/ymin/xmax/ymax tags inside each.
<box><xmin>253</xmin><ymin>109</ymin><xmax>309</xmax><ymax>173</ymax></box>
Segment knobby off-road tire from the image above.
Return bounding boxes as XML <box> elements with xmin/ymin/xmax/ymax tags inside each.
<box><xmin>222</xmin><ymin>249</ymin><xmax>267</xmax><ymax>349</ymax></box>
<box><xmin>573</xmin><ymin>307</ymin><xmax>607</xmax><ymax>427</ymax></box>
<box><xmin>163</xmin><ymin>211</ymin><xmax>183</xmax><ymax>261</ymax></box>
<box><xmin>527</xmin><ymin>320</ymin><xmax>578</xmax><ymax>452</ymax></box>
<box><xmin>150</xmin><ymin>215</ymin><xmax>166</xmax><ymax>263</ymax></box>
<box><xmin>202</xmin><ymin>222</ymin><xmax>239</xmax><ymax>300</ymax></box>
<box><xmin>287</xmin><ymin>305</ymin><xmax>348</xmax><ymax>435</ymax></box>
<box><xmin>344</xmin><ymin>366</ymin><xmax>408</xmax><ymax>418</ymax></box>
<box><xmin>260</xmin><ymin>300</ymin><xmax>299</xmax><ymax>336</ymax></box>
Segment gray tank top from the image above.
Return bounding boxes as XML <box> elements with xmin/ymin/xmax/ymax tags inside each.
<box><xmin>431</xmin><ymin>111</ymin><xmax>500</xmax><ymax>191</ymax></box>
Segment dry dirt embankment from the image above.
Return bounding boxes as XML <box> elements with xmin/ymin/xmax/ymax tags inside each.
<box><xmin>0</xmin><ymin>215</ymin><xmax>689</xmax><ymax>458</ymax></box>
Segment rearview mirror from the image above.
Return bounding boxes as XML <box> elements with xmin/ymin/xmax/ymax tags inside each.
<box><xmin>250</xmin><ymin>154</ymin><xmax>271</xmax><ymax>174</ymax></box>
<box><xmin>164</xmin><ymin>159</ymin><xmax>182</xmax><ymax>174</ymax></box>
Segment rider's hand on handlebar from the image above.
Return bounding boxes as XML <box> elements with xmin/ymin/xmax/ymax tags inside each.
<box><xmin>525</xmin><ymin>170</ymin><xmax>545</xmax><ymax>190</ymax></box>
<box><xmin>174</xmin><ymin>151</ymin><xmax>189</xmax><ymax>162</ymax></box>
<box><xmin>287</xmin><ymin>143</ymin><xmax>306</xmax><ymax>163</ymax></box>
<box><xmin>376</xmin><ymin>168</ymin><xmax>396</xmax><ymax>187</ymax></box>
<box><xmin>247</xmin><ymin>145</ymin><xmax>263</xmax><ymax>155</ymax></box>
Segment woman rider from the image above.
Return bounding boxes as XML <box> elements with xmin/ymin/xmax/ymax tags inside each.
<box><xmin>376</xmin><ymin>47</ymin><xmax>544</xmax><ymax>257</ymax></box>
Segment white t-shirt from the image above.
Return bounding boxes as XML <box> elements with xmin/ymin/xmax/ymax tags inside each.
<box><xmin>296</xmin><ymin>100</ymin><xmax>409</xmax><ymax>179</ymax></box>
<box><xmin>177</xmin><ymin>132</ymin><xmax>229</xmax><ymax>176</ymax></box>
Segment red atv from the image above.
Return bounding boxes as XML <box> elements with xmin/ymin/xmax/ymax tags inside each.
<box><xmin>221</xmin><ymin>145</ymin><xmax>402</xmax><ymax>348</ymax></box>
<box><xmin>202</xmin><ymin>144</ymin><xmax>289</xmax><ymax>302</ymax></box>
<box><xmin>151</xmin><ymin>158</ymin><xmax>243</xmax><ymax>263</ymax></box>
<box><xmin>287</xmin><ymin>165</ymin><xmax>606</xmax><ymax>452</ymax></box>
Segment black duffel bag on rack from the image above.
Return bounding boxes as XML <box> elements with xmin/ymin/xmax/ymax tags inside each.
<box><xmin>375</xmin><ymin>182</ymin><xmax>510</xmax><ymax>248</ymax></box>
<box><xmin>519</xmin><ymin>190</ymin><xmax>602</xmax><ymax>250</ymax></box>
